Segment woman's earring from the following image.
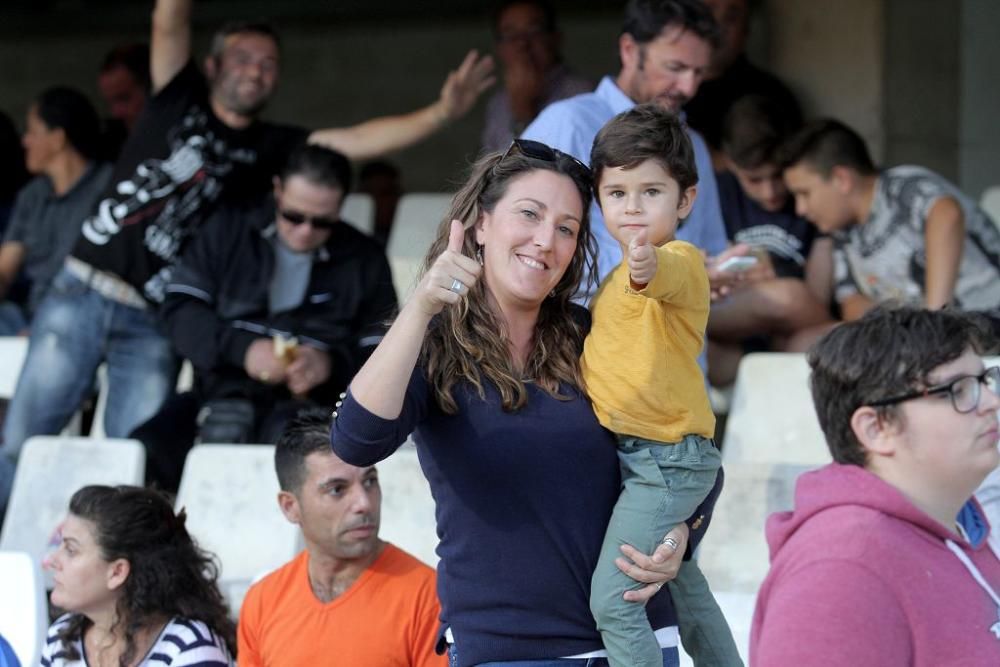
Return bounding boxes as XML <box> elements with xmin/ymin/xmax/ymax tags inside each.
<box><xmin>549</xmin><ymin>289</ymin><xmax>557</xmax><ymax>298</ymax></box>
<box><xmin>476</xmin><ymin>245</ymin><xmax>484</xmax><ymax>266</ymax></box>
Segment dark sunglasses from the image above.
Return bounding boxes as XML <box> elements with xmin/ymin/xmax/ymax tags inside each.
<box><xmin>279</xmin><ymin>208</ymin><xmax>338</xmax><ymax>231</ymax></box>
<box><xmin>868</xmin><ymin>366</ymin><xmax>1000</xmax><ymax>414</ymax></box>
<box><xmin>495</xmin><ymin>139</ymin><xmax>592</xmax><ymax>185</ymax></box>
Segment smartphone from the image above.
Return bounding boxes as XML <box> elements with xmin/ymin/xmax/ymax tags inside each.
<box><xmin>716</xmin><ymin>255</ymin><xmax>759</xmax><ymax>273</ymax></box>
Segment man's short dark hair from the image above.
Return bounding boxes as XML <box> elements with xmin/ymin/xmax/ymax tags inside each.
<box><xmin>492</xmin><ymin>0</ymin><xmax>558</xmax><ymax>36</ymax></box>
<box><xmin>590</xmin><ymin>103</ymin><xmax>698</xmax><ymax>194</ymax></box>
<box><xmin>779</xmin><ymin>118</ymin><xmax>877</xmax><ymax>177</ymax></box>
<box><xmin>721</xmin><ymin>95</ymin><xmax>800</xmax><ymax>170</ymax></box>
<box><xmin>281</xmin><ymin>143</ymin><xmax>353</xmax><ymax>194</ymax></box>
<box><xmin>808</xmin><ymin>305</ymin><xmax>987</xmax><ymax>467</ymax></box>
<box><xmin>209</xmin><ymin>20</ymin><xmax>281</xmax><ymax>61</ymax></box>
<box><xmin>622</xmin><ymin>0</ymin><xmax>719</xmax><ymax>47</ymax></box>
<box><xmin>275</xmin><ymin>407</ymin><xmax>336</xmax><ymax>493</ymax></box>
<box><xmin>100</xmin><ymin>42</ymin><xmax>151</xmax><ymax>93</ymax></box>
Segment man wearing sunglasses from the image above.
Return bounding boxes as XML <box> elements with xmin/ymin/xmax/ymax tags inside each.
<box><xmin>751</xmin><ymin>305</ymin><xmax>1000</xmax><ymax>666</ymax></box>
<box><xmin>132</xmin><ymin>144</ymin><xmax>396</xmax><ymax>491</ymax></box>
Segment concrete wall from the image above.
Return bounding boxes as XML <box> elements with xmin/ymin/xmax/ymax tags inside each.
<box><xmin>883</xmin><ymin>0</ymin><xmax>961</xmax><ymax>180</ymax></box>
<box><xmin>959</xmin><ymin>0</ymin><xmax>1000</xmax><ymax>198</ymax></box>
<box><xmin>765</xmin><ymin>0</ymin><xmax>885</xmax><ymax>159</ymax></box>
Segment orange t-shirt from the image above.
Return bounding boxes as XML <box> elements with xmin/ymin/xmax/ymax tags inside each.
<box><xmin>237</xmin><ymin>543</ymin><xmax>445</xmax><ymax>667</ymax></box>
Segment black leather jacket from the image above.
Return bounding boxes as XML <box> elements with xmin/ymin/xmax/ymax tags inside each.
<box><xmin>160</xmin><ymin>196</ymin><xmax>397</xmax><ymax>404</ymax></box>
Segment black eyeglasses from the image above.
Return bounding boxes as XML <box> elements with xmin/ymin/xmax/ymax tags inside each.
<box><xmin>279</xmin><ymin>208</ymin><xmax>339</xmax><ymax>231</ymax></box>
<box><xmin>495</xmin><ymin>139</ymin><xmax>592</xmax><ymax>185</ymax></box>
<box><xmin>868</xmin><ymin>366</ymin><xmax>1000</xmax><ymax>414</ymax></box>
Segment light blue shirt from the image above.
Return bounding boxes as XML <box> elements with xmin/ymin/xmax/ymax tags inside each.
<box><xmin>522</xmin><ymin>76</ymin><xmax>728</xmax><ymax>294</ymax></box>
<box><xmin>523</xmin><ymin>76</ymin><xmax>726</xmax><ymax>375</ymax></box>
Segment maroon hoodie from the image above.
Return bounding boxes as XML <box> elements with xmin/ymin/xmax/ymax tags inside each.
<box><xmin>751</xmin><ymin>463</ymin><xmax>1000</xmax><ymax>666</ymax></box>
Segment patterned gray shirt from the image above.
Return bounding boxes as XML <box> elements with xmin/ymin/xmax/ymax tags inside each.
<box><xmin>833</xmin><ymin>165</ymin><xmax>1000</xmax><ymax>310</ymax></box>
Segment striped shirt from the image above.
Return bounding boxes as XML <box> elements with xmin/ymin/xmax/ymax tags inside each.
<box><xmin>41</xmin><ymin>615</ymin><xmax>232</xmax><ymax>667</ymax></box>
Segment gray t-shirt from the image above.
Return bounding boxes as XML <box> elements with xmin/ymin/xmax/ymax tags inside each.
<box><xmin>833</xmin><ymin>165</ymin><xmax>1000</xmax><ymax>310</ymax></box>
<box><xmin>269</xmin><ymin>236</ymin><xmax>313</xmax><ymax>314</ymax></box>
<box><xmin>3</xmin><ymin>162</ymin><xmax>112</xmax><ymax>312</ymax></box>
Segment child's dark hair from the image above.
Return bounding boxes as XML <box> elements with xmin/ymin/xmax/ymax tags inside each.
<box><xmin>721</xmin><ymin>94</ymin><xmax>800</xmax><ymax>170</ymax></box>
<box><xmin>590</xmin><ymin>103</ymin><xmax>698</xmax><ymax>194</ymax></box>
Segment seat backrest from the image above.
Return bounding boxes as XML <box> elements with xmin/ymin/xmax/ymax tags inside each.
<box><xmin>0</xmin><ymin>550</ymin><xmax>47</xmax><ymax>667</ymax></box>
<box><xmin>341</xmin><ymin>192</ymin><xmax>375</xmax><ymax>236</ymax></box>
<box><xmin>723</xmin><ymin>352</ymin><xmax>830</xmax><ymax>466</ymax></box>
<box><xmin>0</xmin><ymin>436</ymin><xmax>146</xmax><ymax>588</ymax></box>
<box><xmin>377</xmin><ymin>442</ymin><xmax>438</xmax><ymax>567</ymax></box>
<box><xmin>175</xmin><ymin>444</ymin><xmax>300</xmax><ymax>615</ymax></box>
<box><xmin>387</xmin><ymin>193</ymin><xmax>452</xmax><ymax>260</ymax></box>
<box><xmin>981</xmin><ymin>185</ymin><xmax>1000</xmax><ymax>226</ymax></box>
<box><xmin>698</xmin><ymin>461</ymin><xmax>816</xmax><ymax>595</ymax></box>
<box><xmin>0</xmin><ymin>336</ymin><xmax>28</xmax><ymax>399</ymax></box>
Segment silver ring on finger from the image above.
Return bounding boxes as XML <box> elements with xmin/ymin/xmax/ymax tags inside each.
<box><xmin>449</xmin><ymin>278</ymin><xmax>464</xmax><ymax>294</ymax></box>
<box><xmin>661</xmin><ymin>536</ymin><xmax>679</xmax><ymax>552</ymax></box>
<box><xmin>655</xmin><ymin>582</ymin><xmax>664</xmax><ymax>591</ymax></box>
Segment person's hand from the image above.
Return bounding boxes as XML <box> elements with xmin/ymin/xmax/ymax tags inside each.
<box><xmin>706</xmin><ymin>243</ymin><xmax>752</xmax><ymax>302</ymax></box>
<box><xmin>414</xmin><ymin>220</ymin><xmax>483</xmax><ymax>317</ymax></box>
<box><xmin>627</xmin><ymin>228</ymin><xmax>657</xmax><ymax>288</ymax></box>
<box><xmin>617</xmin><ymin>523</ymin><xmax>689</xmax><ymax>603</ymax></box>
<box><xmin>285</xmin><ymin>346</ymin><xmax>332</xmax><ymax>396</ymax></box>
<box><xmin>504</xmin><ymin>51</ymin><xmax>545</xmax><ymax>122</ymax></box>
<box><xmin>740</xmin><ymin>250</ymin><xmax>777</xmax><ymax>284</ymax></box>
<box><xmin>437</xmin><ymin>50</ymin><xmax>496</xmax><ymax>121</ymax></box>
<box><xmin>244</xmin><ymin>338</ymin><xmax>287</xmax><ymax>385</ymax></box>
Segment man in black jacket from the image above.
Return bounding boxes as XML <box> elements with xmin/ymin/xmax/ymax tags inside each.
<box><xmin>135</xmin><ymin>144</ymin><xmax>397</xmax><ymax>490</ymax></box>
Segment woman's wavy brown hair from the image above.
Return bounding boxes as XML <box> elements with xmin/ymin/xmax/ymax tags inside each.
<box><xmin>55</xmin><ymin>485</ymin><xmax>236</xmax><ymax>665</ymax></box>
<box><xmin>420</xmin><ymin>146</ymin><xmax>598</xmax><ymax>413</ymax></box>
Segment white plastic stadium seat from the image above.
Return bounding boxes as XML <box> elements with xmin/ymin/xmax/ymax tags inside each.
<box><xmin>376</xmin><ymin>441</ymin><xmax>438</xmax><ymax>567</ymax></box>
<box><xmin>0</xmin><ymin>336</ymin><xmax>28</xmax><ymax>399</ymax></box>
<box><xmin>174</xmin><ymin>444</ymin><xmax>300</xmax><ymax>616</ymax></box>
<box><xmin>697</xmin><ymin>461</ymin><xmax>815</xmax><ymax>596</ymax></box>
<box><xmin>981</xmin><ymin>186</ymin><xmax>1000</xmax><ymax>228</ymax></box>
<box><xmin>340</xmin><ymin>192</ymin><xmax>375</xmax><ymax>236</ymax></box>
<box><xmin>0</xmin><ymin>550</ymin><xmax>47</xmax><ymax>667</ymax></box>
<box><xmin>0</xmin><ymin>436</ymin><xmax>146</xmax><ymax>589</ymax></box>
<box><xmin>722</xmin><ymin>353</ymin><xmax>830</xmax><ymax>466</ymax></box>
<box><xmin>387</xmin><ymin>193</ymin><xmax>453</xmax><ymax>301</ymax></box>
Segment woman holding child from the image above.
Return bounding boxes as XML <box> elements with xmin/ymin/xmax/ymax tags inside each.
<box><xmin>332</xmin><ymin>109</ymin><xmax>723</xmax><ymax>667</ymax></box>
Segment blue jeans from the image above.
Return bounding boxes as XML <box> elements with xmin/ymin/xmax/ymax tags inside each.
<box><xmin>0</xmin><ymin>269</ymin><xmax>176</xmax><ymax>511</ymax></box>
<box><xmin>0</xmin><ymin>301</ymin><xmax>27</xmax><ymax>336</ymax></box>
<box><xmin>446</xmin><ymin>644</ymin><xmax>680</xmax><ymax>667</ymax></box>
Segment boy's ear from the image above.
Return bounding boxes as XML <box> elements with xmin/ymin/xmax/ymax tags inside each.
<box><xmin>830</xmin><ymin>165</ymin><xmax>855</xmax><ymax>195</ymax></box>
<box><xmin>850</xmin><ymin>405</ymin><xmax>900</xmax><ymax>459</ymax></box>
<box><xmin>677</xmin><ymin>185</ymin><xmax>698</xmax><ymax>219</ymax></box>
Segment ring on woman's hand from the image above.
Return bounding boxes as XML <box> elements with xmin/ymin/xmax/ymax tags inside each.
<box><xmin>449</xmin><ymin>278</ymin><xmax>464</xmax><ymax>294</ymax></box>
<box><xmin>661</xmin><ymin>536</ymin><xmax>679</xmax><ymax>552</ymax></box>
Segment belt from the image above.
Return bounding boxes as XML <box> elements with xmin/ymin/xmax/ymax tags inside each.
<box><xmin>65</xmin><ymin>256</ymin><xmax>148</xmax><ymax>310</ymax></box>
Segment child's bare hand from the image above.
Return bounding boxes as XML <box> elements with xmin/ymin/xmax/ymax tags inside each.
<box><xmin>627</xmin><ymin>227</ymin><xmax>656</xmax><ymax>288</ymax></box>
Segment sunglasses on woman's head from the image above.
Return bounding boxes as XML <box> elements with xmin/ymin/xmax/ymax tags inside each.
<box><xmin>278</xmin><ymin>208</ymin><xmax>339</xmax><ymax>231</ymax></box>
<box><xmin>495</xmin><ymin>139</ymin><xmax>591</xmax><ymax>185</ymax></box>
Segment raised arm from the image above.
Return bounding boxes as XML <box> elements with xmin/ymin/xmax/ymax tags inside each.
<box><xmin>0</xmin><ymin>242</ymin><xmax>25</xmax><ymax>302</ymax></box>
<box><xmin>308</xmin><ymin>51</ymin><xmax>495</xmax><ymax>161</ymax></box>
<box><xmin>923</xmin><ymin>195</ymin><xmax>964</xmax><ymax>310</ymax></box>
<box><xmin>348</xmin><ymin>221</ymin><xmax>481</xmax><ymax>418</ymax></box>
<box><xmin>151</xmin><ymin>0</ymin><xmax>192</xmax><ymax>93</ymax></box>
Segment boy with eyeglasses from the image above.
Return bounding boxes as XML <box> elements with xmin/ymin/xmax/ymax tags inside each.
<box><xmin>130</xmin><ymin>143</ymin><xmax>397</xmax><ymax>491</ymax></box>
<box><xmin>751</xmin><ymin>304</ymin><xmax>1000</xmax><ymax>666</ymax></box>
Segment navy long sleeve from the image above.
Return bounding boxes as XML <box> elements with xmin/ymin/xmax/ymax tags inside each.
<box><xmin>332</xmin><ymin>368</ymin><xmax>721</xmax><ymax>667</ymax></box>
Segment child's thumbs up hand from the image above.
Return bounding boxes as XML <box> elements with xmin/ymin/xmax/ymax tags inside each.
<box><xmin>627</xmin><ymin>227</ymin><xmax>656</xmax><ymax>288</ymax></box>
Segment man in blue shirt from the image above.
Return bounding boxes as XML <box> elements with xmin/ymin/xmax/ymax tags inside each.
<box><xmin>522</xmin><ymin>0</ymin><xmax>731</xmax><ymax>299</ymax></box>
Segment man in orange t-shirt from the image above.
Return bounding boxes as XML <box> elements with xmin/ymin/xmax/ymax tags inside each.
<box><xmin>238</xmin><ymin>408</ymin><xmax>444</xmax><ymax>666</ymax></box>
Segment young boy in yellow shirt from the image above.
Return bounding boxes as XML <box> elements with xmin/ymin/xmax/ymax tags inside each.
<box><xmin>584</xmin><ymin>104</ymin><xmax>740</xmax><ymax>667</ymax></box>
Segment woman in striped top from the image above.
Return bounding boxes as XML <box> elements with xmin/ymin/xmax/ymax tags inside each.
<box><xmin>40</xmin><ymin>485</ymin><xmax>234</xmax><ymax>667</ymax></box>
